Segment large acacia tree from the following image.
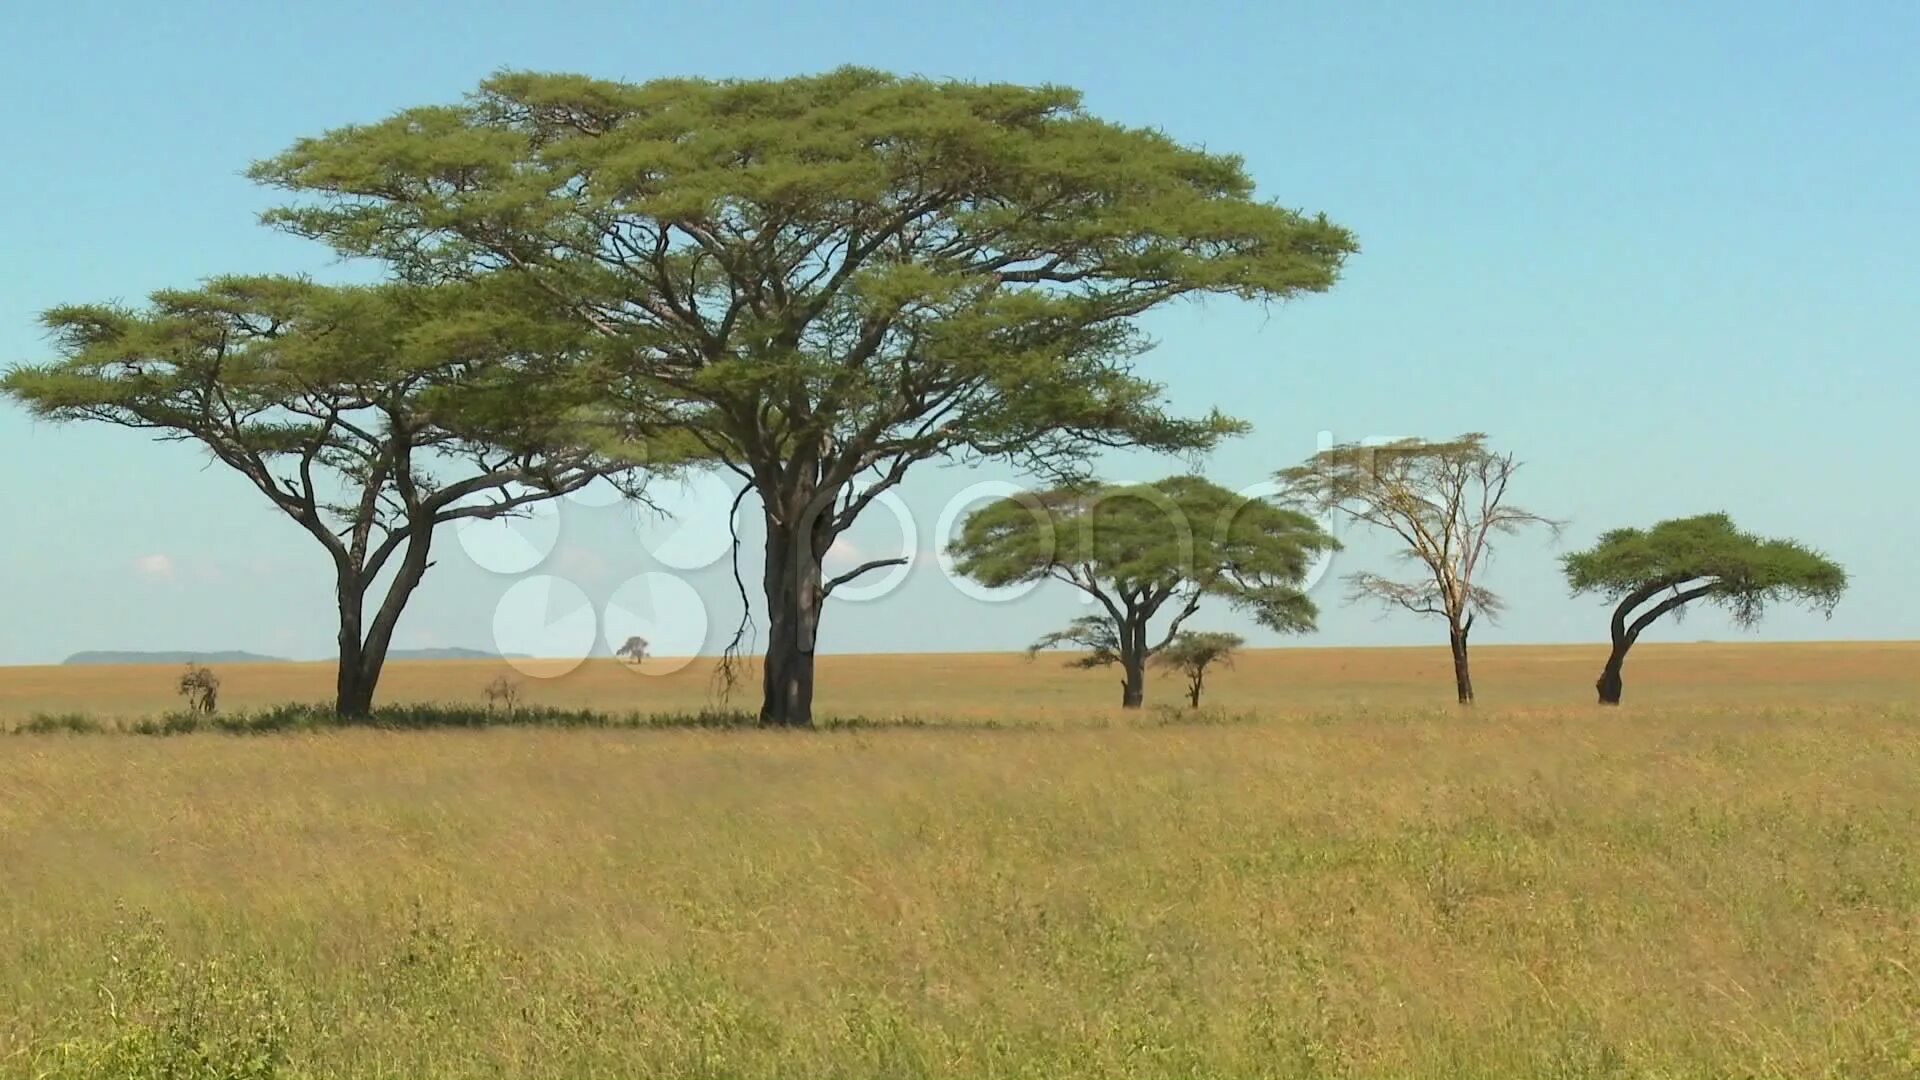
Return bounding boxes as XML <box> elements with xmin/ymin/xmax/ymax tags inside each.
<box><xmin>3</xmin><ymin>276</ymin><xmax>636</xmax><ymax>716</ymax></box>
<box><xmin>950</xmin><ymin>476</ymin><xmax>1334</xmax><ymax>708</ymax></box>
<box><xmin>247</xmin><ymin>67</ymin><xmax>1357</xmax><ymax>726</ymax></box>
<box><xmin>1279</xmin><ymin>433</ymin><xmax>1560</xmax><ymax>705</ymax></box>
<box><xmin>1563</xmin><ymin>513</ymin><xmax>1846</xmax><ymax>704</ymax></box>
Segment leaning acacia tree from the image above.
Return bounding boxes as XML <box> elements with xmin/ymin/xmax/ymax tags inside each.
<box><xmin>3</xmin><ymin>275</ymin><xmax>637</xmax><ymax>716</ymax></box>
<box><xmin>1279</xmin><ymin>433</ymin><xmax>1560</xmax><ymax>705</ymax></box>
<box><xmin>950</xmin><ymin>476</ymin><xmax>1334</xmax><ymax>708</ymax></box>
<box><xmin>1563</xmin><ymin>513</ymin><xmax>1846</xmax><ymax>704</ymax></box>
<box><xmin>247</xmin><ymin>67</ymin><xmax>1357</xmax><ymax>726</ymax></box>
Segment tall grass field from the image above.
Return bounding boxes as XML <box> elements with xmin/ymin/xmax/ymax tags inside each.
<box><xmin>3</xmin><ymin>643</ymin><xmax>1917</xmax><ymax>1078</ymax></box>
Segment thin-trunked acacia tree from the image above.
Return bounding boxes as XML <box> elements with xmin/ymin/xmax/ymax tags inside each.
<box><xmin>247</xmin><ymin>67</ymin><xmax>1357</xmax><ymax>726</ymax></box>
<box><xmin>1154</xmin><ymin>630</ymin><xmax>1244</xmax><ymax>709</ymax></box>
<box><xmin>3</xmin><ymin>276</ymin><xmax>648</xmax><ymax>716</ymax></box>
<box><xmin>1279</xmin><ymin>433</ymin><xmax>1561</xmax><ymax>705</ymax></box>
<box><xmin>1563</xmin><ymin>513</ymin><xmax>1846</xmax><ymax>704</ymax></box>
<box><xmin>950</xmin><ymin>476</ymin><xmax>1334</xmax><ymax>708</ymax></box>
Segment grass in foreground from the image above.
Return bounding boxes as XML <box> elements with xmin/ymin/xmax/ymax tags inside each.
<box><xmin>3</xmin><ymin>704</ymin><xmax>1918</xmax><ymax>1078</ymax></box>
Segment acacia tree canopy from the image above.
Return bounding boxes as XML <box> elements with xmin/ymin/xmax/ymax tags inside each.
<box><xmin>950</xmin><ymin>475</ymin><xmax>1334</xmax><ymax>707</ymax></box>
<box><xmin>1153</xmin><ymin>630</ymin><xmax>1244</xmax><ymax>709</ymax></box>
<box><xmin>246</xmin><ymin>66</ymin><xmax>1359</xmax><ymax>726</ymax></box>
<box><xmin>2</xmin><ymin>275</ymin><xmax>649</xmax><ymax>715</ymax></box>
<box><xmin>1563</xmin><ymin>513</ymin><xmax>1846</xmax><ymax>703</ymax></box>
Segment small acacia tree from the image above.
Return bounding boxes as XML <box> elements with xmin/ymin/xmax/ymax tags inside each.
<box><xmin>1279</xmin><ymin>433</ymin><xmax>1560</xmax><ymax>705</ymax></box>
<box><xmin>4</xmin><ymin>276</ymin><xmax>639</xmax><ymax>716</ymax></box>
<box><xmin>1154</xmin><ymin>630</ymin><xmax>1243</xmax><ymax>709</ymax></box>
<box><xmin>248</xmin><ymin>67</ymin><xmax>1357</xmax><ymax>726</ymax></box>
<box><xmin>951</xmin><ymin>476</ymin><xmax>1334</xmax><ymax>708</ymax></box>
<box><xmin>176</xmin><ymin>664</ymin><xmax>220</xmax><ymax>716</ymax></box>
<box><xmin>1563</xmin><ymin>513</ymin><xmax>1846</xmax><ymax>704</ymax></box>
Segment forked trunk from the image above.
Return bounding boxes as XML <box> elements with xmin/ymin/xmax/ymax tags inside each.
<box><xmin>1187</xmin><ymin>672</ymin><xmax>1204</xmax><ymax>709</ymax></box>
<box><xmin>331</xmin><ymin>530</ymin><xmax>434</xmax><ymax>719</ymax></box>
<box><xmin>1449</xmin><ymin>623</ymin><xmax>1475</xmax><ymax>705</ymax></box>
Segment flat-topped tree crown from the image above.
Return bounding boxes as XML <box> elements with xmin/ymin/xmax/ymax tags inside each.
<box><xmin>250</xmin><ymin>68</ymin><xmax>1358</xmax><ymax>725</ymax></box>
<box><xmin>1563</xmin><ymin>513</ymin><xmax>1846</xmax><ymax>703</ymax></box>
<box><xmin>4</xmin><ymin>275</ymin><xmax>650</xmax><ymax>715</ymax></box>
<box><xmin>952</xmin><ymin>475</ymin><xmax>1335</xmax><ymax>707</ymax></box>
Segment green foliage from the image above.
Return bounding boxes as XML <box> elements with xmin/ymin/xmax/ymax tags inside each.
<box><xmin>1563</xmin><ymin>513</ymin><xmax>1847</xmax><ymax>627</ymax></box>
<box><xmin>1</xmin><ymin>275</ymin><xmax>673</xmax><ymax>714</ymax></box>
<box><xmin>955</xmin><ymin>477</ymin><xmax>1330</xmax><ymax>700</ymax></box>
<box><xmin>244</xmin><ymin>64</ymin><xmax>1364</xmax><ymax>476</ymax></box>
<box><xmin>1029</xmin><ymin>615</ymin><xmax>1125</xmax><ymax>668</ymax></box>
<box><xmin>38</xmin><ymin>910</ymin><xmax>288</xmax><ymax>1080</ymax></box>
<box><xmin>246</xmin><ymin>68</ymin><xmax>1357</xmax><ymax>721</ymax></box>
<box><xmin>1154</xmin><ymin>630</ymin><xmax>1245</xmax><ymax>675</ymax></box>
<box><xmin>956</xmin><ymin>475</ymin><xmax>1335</xmax><ymax>635</ymax></box>
<box><xmin>1154</xmin><ymin>630</ymin><xmax>1246</xmax><ymax>708</ymax></box>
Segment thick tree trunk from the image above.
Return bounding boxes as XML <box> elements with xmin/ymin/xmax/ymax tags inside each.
<box><xmin>334</xmin><ymin>581</ymin><xmax>377</xmax><ymax>718</ymax></box>
<box><xmin>332</xmin><ymin>530</ymin><xmax>435</xmax><ymax>719</ymax></box>
<box><xmin>761</xmin><ymin>513</ymin><xmax>829</xmax><ymax>728</ymax></box>
<box><xmin>1120</xmin><ymin>657</ymin><xmax>1145</xmax><ymax>708</ymax></box>
<box><xmin>1187</xmin><ymin>673</ymin><xmax>1203</xmax><ymax>709</ymax></box>
<box><xmin>335</xmin><ymin>637</ymin><xmax>376</xmax><ymax>718</ymax></box>
<box><xmin>1596</xmin><ymin>646</ymin><xmax>1628</xmax><ymax>705</ymax></box>
<box><xmin>1449</xmin><ymin>623</ymin><xmax>1475</xmax><ymax>705</ymax></box>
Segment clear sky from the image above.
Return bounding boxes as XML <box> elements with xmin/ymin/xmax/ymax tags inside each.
<box><xmin>2</xmin><ymin>0</ymin><xmax>1914</xmax><ymax>666</ymax></box>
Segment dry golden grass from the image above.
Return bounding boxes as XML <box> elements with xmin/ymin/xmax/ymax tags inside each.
<box><xmin>2</xmin><ymin>645</ymin><xmax>1918</xmax><ymax>1077</ymax></box>
<box><xmin>6</xmin><ymin>640</ymin><xmax>1918</xmax><ymax>721</ymax></box>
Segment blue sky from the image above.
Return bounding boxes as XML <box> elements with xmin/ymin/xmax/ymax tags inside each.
<box><xmin>2</xmin><ymin>0</ymin><xmax>1914</xmax><ymax>665</ymax></box>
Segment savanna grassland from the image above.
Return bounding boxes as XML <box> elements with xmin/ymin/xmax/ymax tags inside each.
<box><xmin>3</xmin><ymin>644</ymin><xmax>1919</xmax><ymax>1078</ymax></box>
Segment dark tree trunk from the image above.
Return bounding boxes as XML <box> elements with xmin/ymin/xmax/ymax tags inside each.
<box><xmin>761</xmin><ymin>508</ymin><xmax>830</xmax><ymax>728</ymax></box>
<box><xmin>1594</xmin><ymin>580</ymin><xmax>1716</xmax><ymax>707</ymax></box>
<box><xmin>335</xmin><ymin>577</ymin><xmax>375</xmax><ymax>718</ymax></box>
<box><xmin>1449</xmin><ymin>622</ymin><xmax>1475</xmax><ymax>705</ymax></box>
<box><xmin>331</xmin><ymin>529</ymin><xmax>435</xmax><ymax>719</ymax></box>
<box><xmin>1120</xmin><ymin>657</ymin><xmax>1145</xmax><ymax>708</ymax></box>
<box><xmin>1118</xmin><ymin>617</ymin><xmax>1148</xmax><ymax>708</ymax></box>
<box><xmin>1187</xmin><ymin>672</ymin><xmax>1203</xmax><ymax>709</ymax></box>
<box><xmin>1596</xmin><ymin>645</ymin><xmax>1627</xmax><ymax>705</ymax></box>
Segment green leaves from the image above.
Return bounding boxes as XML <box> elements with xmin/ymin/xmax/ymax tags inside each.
<box><xmin>247</xmin><ymin>68</ymin><xmax>1356</xmax><ymax>485</ymax></box>
<box><xmin>1563</xmin><ymin>513</ymin><xmax>1847</xmax><ymax>627</ymax></box>
<box><xmin>952</xmin><ymin>475</ymin><xmax>1338</xmax><ymax>655</ymax></box>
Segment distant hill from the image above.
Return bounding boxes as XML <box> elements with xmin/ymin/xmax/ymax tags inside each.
<box><xmin>62</xmin><ymin>647</ymin><xmax>524</xmax><ymax>665</ymax></box>
<box><xmin>386</xmin><ymin>647</ymin><xmax>526</xmax><ymax>661</ymax></box>
<box><xmin>63</xmin><ymin>650</ymin><xmax>289</xmax><ymax>666</ymax></box>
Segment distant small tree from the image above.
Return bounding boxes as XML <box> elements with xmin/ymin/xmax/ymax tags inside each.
<box><xmin>482</xmin><ymin>674</ymin><xmax>522</xmax><ymax>714</ymax></box>
<box><xmin>176</xmin><ymin>664</ymin><xmax>220</xmax><ymax>715</ymax></box>
<box><xmin>616</xmin><ymin>636</ymin><xmax>649</xmax><ymax>665</ymax></box>
<box><xmin>1279</xmin><ymin>433</ymin><xmax>1560</xmax><ymax>705</ymax></box>
<box><xmin>951</xmin><ymin>476</ymin><xmax>1334</xmax><ymax>708</ymax></box>
<box><xmin>1563</xmin><ymin>513</ymin><xmax>1846</xmax><ymax>704</ymax></box>
<box><xmin>1154</xmin><ymin>631</ymin><xmax>1244</xmax><ymax>708</ymax></box>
